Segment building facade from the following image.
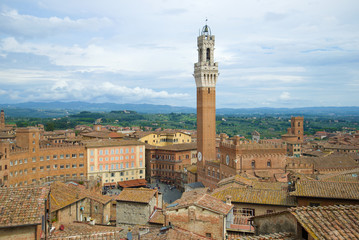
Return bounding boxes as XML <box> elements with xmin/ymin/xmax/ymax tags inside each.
<box><xmin>5</xmin><ymin>128</ymin><xmax>87</xmax><ymax>187</ymax></box>
<box><xmin>85</xmin><ymin>140</ymin><xmax>145</xmax><ymax>186</ymax></box>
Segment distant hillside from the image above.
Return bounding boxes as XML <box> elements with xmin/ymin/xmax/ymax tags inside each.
<box><xmin>1</xmin><ymin>101</ymin><xmax>359</xmax><ymax>117</ymax></box>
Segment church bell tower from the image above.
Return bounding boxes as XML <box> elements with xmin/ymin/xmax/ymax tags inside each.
<box><xmin>194</xmin><ymin>24</ymin><xmax>218</xmax><ymax>177</ymax></box>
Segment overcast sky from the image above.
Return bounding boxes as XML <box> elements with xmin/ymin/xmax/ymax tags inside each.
<box><xmin>0</xmin><ymin>0</ymin><xmax>358</xmax><ymax>108</ymax></box>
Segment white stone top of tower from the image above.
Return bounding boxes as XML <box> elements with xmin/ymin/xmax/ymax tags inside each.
<box><xmin>194</xmin><ymin>23</ymin><xmax>219</xmax><ymax>88</ymax></box>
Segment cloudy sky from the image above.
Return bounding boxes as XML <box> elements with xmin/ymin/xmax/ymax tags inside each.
<box><xmin>0</xmin><ymin>0</ymin><xmax>358</xmax><ymax>108</ymax></box>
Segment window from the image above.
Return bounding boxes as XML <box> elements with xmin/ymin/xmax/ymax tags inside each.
<box><xmin>47</xmin><ymin>165</ymin><xmax>50</xmax><ymax>170</ymax></box>
<box><xmin>90</xmin><ymin>166</ymin><xmax>94</xmax><ymax>171</ymax></box>
<box><xmin>111</xmin><ymin>157</ymin><xmax>114</xmax><ymax>161</ymax></box>
<box><xmin>131</xmin><ymin>148</ymin><xmax>134</xmax><ymax>153</ymax></box>
<box><xmin>79</xmin><ymin>164</ymin><xmax>84</xmax><ymax>168</ymax></box>
<box><xmin>267</xmin><ymin>161</ymin><xmax>271</xmax><ymax>167</ymax></box>
<box><xmin>105</xmin><ymin>157</ymin><xmax>109</xmax><ymax>161</ymax></box>
<box><xmin>46</xmin><ymin>156</ymin><xmax>50</xmax><ymax>160</ymax></box>
<box><xmin>66</xmin><ymin>154</ymin><xmax>70</xmax><ymax>159</ymax></box>
<box><xmin>140</xmin><ymin>170</ymin><xmax>143</xmax><ymax>174</ymax></box>
<box><xmin>54</xmin><ymin>165</ymin><xmax>57</xmax><ymax>169</ymax></box>
<box><xmin>105</xmin><ymin>165</ymin><xmax>109</xmax><ymax>170</ymax></box>
<box><xmin>60</xmin><ymin>165</ymin><xmax>64</xmax><ymax>169</ymax></box>
<box><xmin>91</xmin><ymin>158</ymin><xmax>94</xmax><ymax>162</ymax></box>
<box><xmin>131</xmin><ymin>155</ymin><xmax>134</xmax><ymax>159</ymax></box>
<box><xmin>60</xmin><ymin>154</ymin><xmax>64</xmax><ymax>159</ymax></box>
<box><xmin>90</xmin><ymin>150</ymin><xmax>94</xmax><ymax>156</ymax></box>
<box><xmin>40</xmin><ymin>156</ymin><xmax>44</xmax><ymax>161</ymax></box>
<box><xmin>111</xmin><ymin>149</ymin><xmax>114</xmax><ymax>154</ymax></box>
<box><xmin>140</xmin><ymin>161</ymin><xmax>143</xmax><ymax>167</ymax></box>
<box><xmin>72</xmin><ymin>154</ymin><xmax>77</xmax><ymax>158</ymax></box>
<box><xmin>111</xmin><ymin>172</ymin><xmax>115</xmax><ymax>177</ymax></box>
<box><xmin>99</xmin><ymin>157</ymin><xmax>103</xmax><ymax>161</ymax></box>
<box><xmin>126</xmin><ymin>163</ymin><xmax>129</xmax><ymax>168</ymax></box>
<box><xmin>120</xmin><ymin>172</ymin><xmax>124</xmax><ymax>176</ymax></box>
<box><xmin>125</xmin><ymin>156</ymin><xmax>129</xmax><ymax>160</ymax></box>
<box><xmin>111</xmin><ymin>164</ymin><xmax>114</xmax><ymax>170</ymax></box>
<box><xmin>116</xmin><ymin>149</ymin><xmax>119</xmax><ymax>154</ymax></box>
<box><xmin>99</xmin><ymin>150</ymin><xmax>103</xmax><ymax>155</ymax></box>
<box><xmin>72</xmin><ymin>164</ymin><xmax>77</xmax><ymax>168</ymax></box>
<box><xmin>79</xmin><ymin>153</ymin><xmax>84</xmax><ymax>158</ymax></box>
<box><xmin>32</xmin><ymin>167</ymin><xmax>36</xmax><ymax>172</ymax></box>
<box><xmin>206</xmin><ymin>233</ymin><xmax>212</xmax><ymax>238</ymax></box>
<box><xmin>120</xmin><ymin>163</ymin><xmax>124</xmax><ymax>169</ymax></box>
<box><xmin>66</xmin><ymin>164</ymin><xmax>70</xmax><ymax>169</ymax></box>
<box><xmin>139</xmin><ymin>147</ymin><xmax>143</xmax><ymax>153</ymax></box>
<box><xmin>251</xmin><ymin>160</ymin><xmax>255</xmax><ymax>168</ymax></box>
<box><xmin>105</xmin><ymin>150</ymin><xmax>109</xmax><ymax>155</ymax></box>
<box><xmin>10</xmin><ymin>161</ymin><xmax>13</xmax><ymax>166</ymax></box>
<box><xmin>120</xmin><ymin>156</ymin><xmax>123</xmax><ymax>160</ymax></box>
<box><xmin>116</xmin><ymin>164</ymin><xmax>119</xmax><ymax>169</ymax></box>
<box><xmin>131</xmin><ymin>162</ymin><xmax>134</xmax><ymax>168</ymax></box>
<box><xmin>32</xmin><ymin>157</ymin><xmax>36</xmax><ymax>162</ymax></box>
<box><xmin>115</xmin><ymin>156</ymin><xmax>119</xmax><ymax>160</ymax></box>
<box><xmin>99</xmin><ymin>165</ymin><xmax>103</xmax><ymax>170</ymax></box>
<box><xmin>126</xmin><ymin>148</ymin><xmax>129</xmax><ymax>154</ymax></box>
<box><xmin>24</xmin><ymin>158</ymin><xmax>27</xmax><ymax>163</ymax></box>
<box><xmin>53</xmin><ymin>155</ymin><xmax>57</xmax><ymax>160</ymax></box>
<box><xmin>120</xmin><ymin>149</ymin><xmax>123</xmax><ymax>154</ymax></box>
<box><xmin>72</xmin><ymin>174</ymin><xmax>77</xmax><ymax>177</ymax></box>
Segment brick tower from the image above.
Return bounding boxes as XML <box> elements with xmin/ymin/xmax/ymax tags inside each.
<box><xmin>0</xmin><ymin>110</ymin><xmax>5</xmax><ymax>129</ymax></box>
<box><xmin>290</xmin><ymin>116</ymin><xmax>304</xmax><ymax>142</ymax></box>
<box><xmin>194</xmin><ymin>24</ymin><xmax>218</xmax><ymax>180</ymax></box>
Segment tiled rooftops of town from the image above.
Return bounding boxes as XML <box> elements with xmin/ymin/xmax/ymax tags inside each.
<box><xmin>115</xmin><ymin>187</ymin><xmax>158</xmax><ymax>204</ymax></box>
<box><xmin>290</xmin><ymin>180</ymin><xmax>359</xmax><ymax>200</ymax></box>
<box><xmin>289</xmin><ymin>205</ymin><xmax>359</xmax><ymax>239</ymax></box>
<box><xmin>168</xmin><ymin>189</ymin><xmax>233</xmax><ymax>215</ymax></box>
<box><xmin>0</xmin><ymin>185</ymin><xmax>50</xmax><ymax>227</ymax></box>
<box><xmin>212</xmin><ymin>186</ymin><xmax>296</xmax><ymax>206</ymax></box>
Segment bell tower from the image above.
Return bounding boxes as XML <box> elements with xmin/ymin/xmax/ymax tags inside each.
<box><xmin>194</xmin><ymin>24</ymin><xmax>218</xmax><ymax>177</ymax></box>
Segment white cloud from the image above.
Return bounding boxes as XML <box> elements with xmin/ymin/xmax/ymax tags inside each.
<box><xmin>0</xmin><ymin>9</ymin><xmax>112</xmax><ymax>37</ymax></box>
<box><xmin>279</xmin><ymin>91</ymin><xmax>291</xmax><ymax>100</ymax></box>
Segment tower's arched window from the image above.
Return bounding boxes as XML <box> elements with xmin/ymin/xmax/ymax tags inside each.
<box><xmin>251</xmin><ymin>160</ymin><xmax>255</xmax><ymax>168</ymax></box>
<box><xmin>298</xmin><ymin>122</ymin><xmax>301</xmax><ymax>127</ymax></box>
<box><xmin>267</xmin><ymin>160</ymin><xmax>271</xmax><ymax>167</ymax></box>
<box><xmin>206</xmin><ymin>48</ymin><xmax>210</xmax><ymax>61</ymax></box>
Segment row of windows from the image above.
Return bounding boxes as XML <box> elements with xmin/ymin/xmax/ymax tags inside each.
<box><xmin>104</xmin><ymin>175</ymin><xmax>143</xmax><ymax>183</ymax></box>
<box><xmin>102</xmin><ymin>170</ymin><xmax>144</xmax><ymax>177</ymax></box>
<box><xmin>11</xmin><ymin>173</ymin><xmax>85</xmax><ymax>187</ymax></box>
<box><xmin>91</xmin><ymin>161</ymin><xmax>143</xmax><ymax>172</ymax></box>
<box><xmin>96</xmin><ymin>154</ymin><xmax>140</xmax><ymax>162</ymax></box>
<box><xmin>10</xmin><ymin>153</ymin><xmax>84</xmax><ymax>166</ymax></box>
<box><xmin>9</xmin><ymin>164</ymin><xmax>84</xmax><ymax>176</ymax></box>
<box><xmin>90</xmin><ymin>147</ymin><xmax>142</xmax><ymax>156</ymax></box>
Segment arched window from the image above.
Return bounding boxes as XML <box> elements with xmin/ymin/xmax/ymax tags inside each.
<box><xmin>267</xmin><ymin>160</ymin><xmax>271</xmax><ymax>167</ymax></box>
<box><xmin>206</xmin><ymin>48</ymin><xmax>210</xmax><ymax>61</ymax></box>
<box><xmin>251</xmin><ymin>160</ymin><xmax>255</xmax><ymax>168</ymax></box>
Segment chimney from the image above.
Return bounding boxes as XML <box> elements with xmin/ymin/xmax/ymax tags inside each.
<box><xmin>225</xmin><ymin>195</ymin><xmax>232</xmax><ymax>205</ymax></box>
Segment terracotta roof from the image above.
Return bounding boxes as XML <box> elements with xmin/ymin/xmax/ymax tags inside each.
<box><xmin>84</xmin><ymin>139</ymin><xmax>144</xmax><ymax>148</ymax></box>
<box><xmin>115</xmin><ymin>188</ymin><xmax>157</xmax><ymax>204</ymax></box>
<box><xmin>145</xmin><ymin>142</ymin><xmax>196</xmax><ymax>151</ymax></box>
<box><xmin>0</xmin><ymin>186</ymin><xmax>49</xmax><ymax>227</ymax></box>
<box><xmin>81</xmin><ymin>131</ymin><xmax>124</xmax><ymax>139</ymax></box>
<box><xmin>290</xmin><ymin>180</ymin><xmax>359</xmax><ymax>200</ymax></box>
<box><xmin>318</xmin><ymin>168</ymin><xmax>359</xmax><ymax>182</ymax></box>
<box><xmin>290</xmin><ymin>205</ymin><xmax>359</xmax><ymax>240</ymax></box>
<box><xmin>289</xmin><ymin>154</ymin><xmax>359</xmax><ymax>170</ymax></box>
<box><xmin>169</xmin><ymin>190</ymin><xmax>232</xmax><ymax>215</ymax></box>
<box><xmin>117</xmin><ymin>179</ymin><xmax>147</xmax><ymax>188</ymax></box>
<box><xmin>50</xmin><ymin>182</ymin><xmax>112</xmax><ymax>212</ymax></box>
<box><xmin>149</xmin><ymin>209</ymin><xmax>165</xmax><ymax>225</ymax></box>
<box><xmin>49</xmin><ymin>222</ymin><xmax>123</xmax><ymax>239</ymax></box>
<box><xmin>212</xmin><ymin>187</ymin><xmax>296</xmax><ymax>206</ymax></box>
<box><xmin>234</xmin><ymin>232</ymin><xmax>294</xmax><ymax>240</ymax></box>
<box><xmin>140</xmin><ymin>226</ymin><xmax>210</xmax><ymax>240</ymax></box>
